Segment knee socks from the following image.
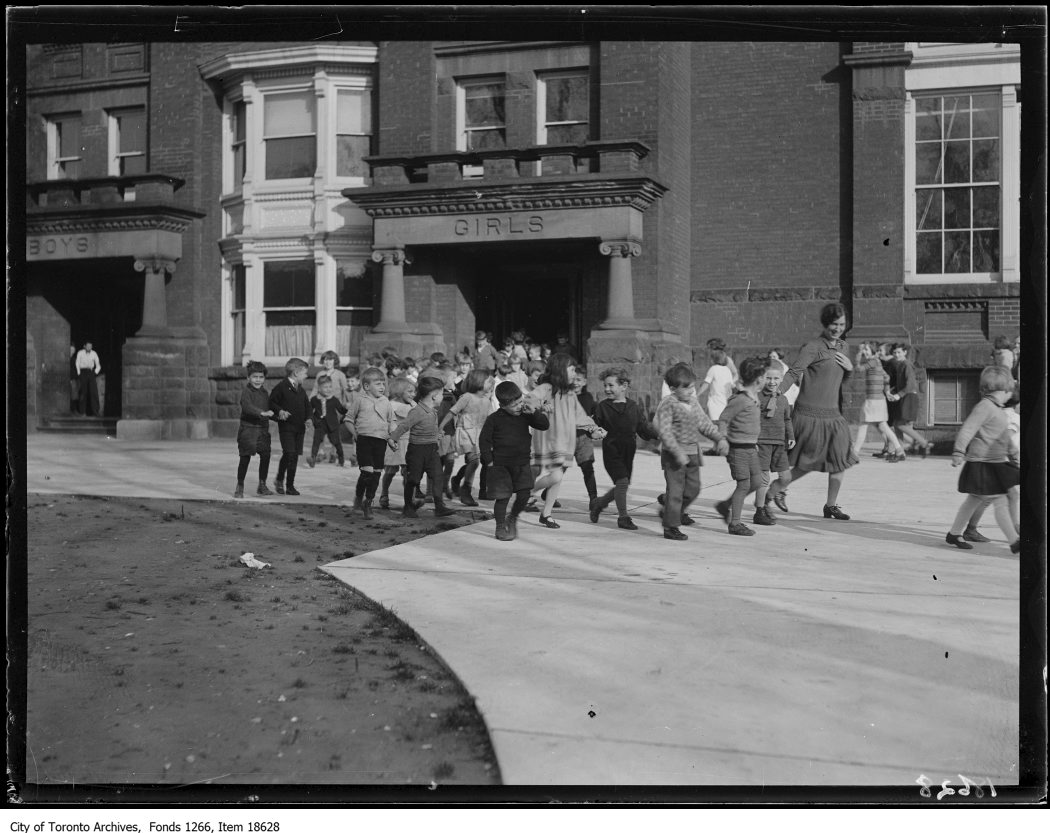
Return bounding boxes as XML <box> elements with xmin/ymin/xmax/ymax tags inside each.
<box><xmin>381</xmin><ymin>468</ymin><xmax>396</xmax><ymax>497</ymax></box>
<box><xmin>277</xmin><ymin>452</ymin><xmax>298</xmax><ymax>484</ymax></box>
<box><xmin>237</xmin><ymin>455</ymin><xmax>251</xmax><ymax>483</ymax></box>
<box><xmin>364</xmin><ymin>470</ymin><xmax>380</xmax><ymax>501</ymax></box>
<box><xmin>613</xmin><ymin>480</ymin><xmax>629</xmax><ymax>516</ymax></box>
<box><xmin>730</xmin><ymin>479</ymin><xmax>750</xmax><ymax>523</ymax></box>
<box><xmin>581</xmin><ymin>461</ymin><xmax>598</xmax><ymax>501</ymax></box>
<box><xmin>258</xmin><ymin>454</ymin><xmax>270</xmax><ymax>483</ymax></box>
<box><xmin>494</xmin><ymin>498</ymin><xmax>509</xmax><ymax>525</ymax></box>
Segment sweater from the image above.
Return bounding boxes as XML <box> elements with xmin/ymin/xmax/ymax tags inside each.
<box><xmin>953</xmin><ymin>397</ymin><xmax>1012</xmax><ymax>463</ymax></box>
<box><xmin>756</xmin><ymin>390</ymin><xmax>794</xmax><ymax>445</ymax></box>
<box><xmin>346</xmin><ymin>393</ymin><xmax>395</xmax><ymax>440</ymax></box>
<box><xmin>717</xmin><ymin>391</ymin><xmax>761</xmax><ymax>445</ymax></box>
<box><xmin>239</xmin><ymin>385</ymin><xmax>271</xmax><ymax>426</ymax></box>
<box><xmin>654</xmin><ymin>394</ymin><xmax>725</xmax><ymax>462</ymax></box>
<box><xmin>780</xmin><ymin>335</ymin><xmax>852</xmax><ymax>411</ymax></box>
<box><xmin>860</xmin><ymin>356</ymin><xmax>891</xmax><ymax>400</ymax></box>
<box><xmin>268</xmin><ymin>379</ymin><xmax>311</xmax><ymax>432</ymax></box>
<box><xmin>593</xmin><ymin>398</ymin><xmax>659</xmax><ymax>444</ymax></box>
<box><xmin>390</xmin><ymin>401</ymin><xmax>441</xmax><ymax>445</ymax></box>
<box><xmin>479</xmin><ymin>408</ymin><xmax>550</xmax><ymax>467</ymax></box>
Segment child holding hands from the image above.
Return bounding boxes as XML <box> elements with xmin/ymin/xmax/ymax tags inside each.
<box><xmin>308</xmin><ymin>374</ymin><xmax>348</xmax><ymax>467</ymax></box>
<box><xmin>268</xmin><ymin>357</ymin><xmax>311</xmax><ymax>496</ymax></box>
<box><xmin>234</xmin><ymin>361</ymin><xmax>275</xmax><ymax>498</ymax></box>
<box><xmin>388</xmin><ymin>375</ymin><xmax>457</xmax><ymax>519</ymax></box>
<box><xmin>439</xmin><ymin>369</ymin><xmax>493</xmax><ymax>506</ymax></box>
<box><xmin>589</xmin><ymin>367</ymin><xmax>659</xmax><ymax>530</ymax></box>
<box><xmin>654</xmin><ymin>364</ymin><xmax>729</xmax><ymax>541</ymax></box>
<box><xmin>379</xmin><ymin>377</ymin><xmax>416</xmax><ymax>510</ymax></box>
<box><xmin>714</xmin><ymin>357</ymin><xmax>769</xmax><ymax>536</ymax></box>
<box><xmin>345</xmin><ymin>366</ymin><xmax>396</xmax><ymax>518</ymax></box>
<box><xmin>944</xmin><ymin>366</ymin><xmax>1020</xmax><ymax>553</ymax></box>
<box><xmin>479</xmin><ymin>381</ymin><xmax>550</xmax><ymax>541</ymax></box>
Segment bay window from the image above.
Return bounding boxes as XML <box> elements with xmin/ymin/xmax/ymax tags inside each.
<box><xmin>336</xmin><ymin>88</ymin><xmax>372</xmax><ymax>178</ymax></box>
<box><xmin>263</xmin><ymin>91</ymin><xmax>316</xmax><ymax>180</ymax></box>
<box><xmin>263</xmin><ymin>260</ymin><xmax>316</xmax><ymax>357</ymax></box>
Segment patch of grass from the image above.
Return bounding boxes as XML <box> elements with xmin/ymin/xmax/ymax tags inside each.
<box><xmin>438</xmin><ymin>702</ymin><xmax>479</xmax><ymax>734</ymax></box>
<box><xmin>292</xmin><ymin>678</ymin><xmax>307</xmax><ymax>689</ymax></box>
<box><xmin>105</xmin><ymin>599</ymin><xmax>122</xmax><ymax>611</ymax></box>
<box><xmin>293</xmin><ymin>555</ymin><xmax>305</xmax><ymax>563</ymax></box>
<box><xmin>331</xmin><ymin>644</ymin><xmax>355</xmax><ymax>655</ymax></box>
<box><xmin>389</xmin><ymin>662</ymin><xmax>415</xmax><ymax>683</ymax></box>
<box><xmin>136</xmin><ymin>597</ymin><xmax>150</xmax><ymax>605</ymax></box>
<box><xmin>271</xmin><ymin>596</ymin><xmax>282</xmax><ymax>603</ymax></box>
<box><xmin>223</xmin><ymin>590</ymin><xmax>247</xmax><ymax>603</ymax></box>
<box><xmin>418</xmin><ymin>680</ymin><xmax>438</xmax><ymax>693</ymax></box>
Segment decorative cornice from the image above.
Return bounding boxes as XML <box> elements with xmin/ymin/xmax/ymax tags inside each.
<box><xmin>599</xmin><ymin>240</ymin><xmax>642</xmax><ymax>258</ymax></box>
<box><xmin>347</xmin><ymin>175</ymin><xmax>668</xmax><ymax>218</ymax></box>
<box><xmin>199</xmin><ymin>45</ymin><xmax>378</xmax><ymax>82</ymax></box>
<box><xmin>433</xmin><ymin>41</ymin><xmax>589</xmax><ymax>58</ymax></box>
<box><xmin>28</xmin><ymin>214</ymin><xmax>197</xmax><ymax>235</ymax></box>
<box><xmin>691</xmin><ymin>286</ymin><xmax>843</xmax><ymax>303</ymax></box>
<box><xmin>134</xmin><ymin>257</ymin><xmax>177</xmax><ymax>275</ymax></box>
<box><xmin>924</xmin><ymin>300</ymin><xmax>988</xmax><ymax>312</ymax></box>
<box><xmin>372</xmin><ymin>249</ymin><xmax>408</xmax><ymax>266</ymax></box>
<box><xmin>843</xmin><ymin>50</ymin><xmax>913</xmax><ymax>68</ymax></box>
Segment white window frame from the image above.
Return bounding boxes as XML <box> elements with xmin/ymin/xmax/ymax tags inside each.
<box><xmin>332</xmin><ymin>82</ymin><xmax>374</xmax><ymax>182</ymax></box>
<box><xmin>926</xmin><ymin>369</ymin><xmax>981</xmax><ymax>426</ymax></box>
<box><xmin>107</xmin><ymin>106</ymin><xmax>147</xmax><ymax>177</ymax></box>
<box><xmin>456</xmin><ymin>76</ymin><xmax>506</xmax><ymax>178</ymax></box>
<box><xmin>260</xmin><ymin>84</ymin><xmax>317</xmax><ymax>184</ymax></box>
<box><xmin>536</xmin><ymin>68</ymin><xmax>590</xmax><ymax>146</ymax></box>
<box><xmin>45</xmin><ymin>113</ymin><xmax>82</xmax><ymax>180</ymax></box>
<box><xmin>904</xmin><ymin>42</ymin><xmax>1021</xmax><ymax>285</ymax></box>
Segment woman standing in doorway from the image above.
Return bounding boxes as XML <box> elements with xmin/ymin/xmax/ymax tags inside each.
<box><xmin>75</xmin><ymin>340</ymin><xmax>102</xmax><ymax>417</ymax></box>
<box><xmin>767</xmin><ymin>303</ymin><xmax>858</xmax><ymax>520</ymax></box>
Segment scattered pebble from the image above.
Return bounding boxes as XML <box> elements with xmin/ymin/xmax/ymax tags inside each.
<box><xmin>278</xmin><ymin>694</ymin><xmax>287</xmax><ymax>702</ymax></box>
<box><xmin>251</xmin><ymin>717</ymin><xmax>262</xmax><ymax>724</ymax></box>
<box><xmin>383</xmin><ymin>725</ymin><xmax>391</xmax><ymax>731</ymax></box>
<box><xmin>421</xmin><ymin>744</ymin><xmax>433</xmax><ymax>750</ymax></box>
<box><xmin>429</xmin><ymin>713</ymin><xmax>438</xmax><ymax>719</ymax></box>
<box><xmin>290</xmin><ymin>716</ymin><xmax>299</xmax><ymax>723</ymax></box>
<box><xmin>185</xmin><ymin>754</ymin><xmax>195</xmax><ymax>763</ymax></box>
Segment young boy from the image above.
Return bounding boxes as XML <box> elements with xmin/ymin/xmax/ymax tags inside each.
<box><xmin>345</xmin><ymin>366</ymin><xmax>396</xmax><ymax>518</ymax></box>
<box><xmin>589</xmin><ymin>367</ymin><xmax>659</xmax><ymax>529</ymax></box>
<box><xmin>388</xmin><ymin>375</ymin><xmax>456</xmax><ymax>519</ymax></box>
<box><xmin>752</xmin><ymin>363</ymin><xmax>795</xmax><ymax>524</ymax></box>
<box><xmin>234</xmin><ymin>361</ymin><xmax>275</xmax><ymax>498</ymax></box>
<box><xmin>308</xmin><ymin>374</ymin><xmax>348</xmax><ymax>468</ymax></box>
<box><xmin>268</xmin><ymin>357</ymin><xmax>311</xmax><ymax>496</ymax></box>
<box><xmin>470</xmin><ymin>330</ymin><xmax>500</xmax><ymax>373</ymax></box>
<box><xmin>572</xmin><ymin>367</ymin><xmax>599</xmax><ymax>507</ymax></box>
<box><xmin>479</xmin><ymin>381</ymin><xmax>551</xmax><ymax>541</ymax></box>
<box><xmin>713</xmin><ymin>356</ymin><xmax>768</xmax><ymax>536</ymax></box>
<box><xmin>654</xmin><ymin>364</ymin><xmax>729</xmax><ymax>541</ymax></box>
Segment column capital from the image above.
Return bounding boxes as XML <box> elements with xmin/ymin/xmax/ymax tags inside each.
<box><xmin>599</xmin><ymin>240</ymin><xmax>642</xmax><ymax>258</ymax></box>
<box><xmin>134</xmin><ymin>257</ymin><xmax>177</xmax><ymax>275</ymax></box>
<box><xmin>371</xmin><ymin>248</ymin><xmax>409</xmax><ymax>266</ymax></box>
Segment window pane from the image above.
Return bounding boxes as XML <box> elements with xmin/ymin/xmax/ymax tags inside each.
<box><xmin>972</xmin><ymin>139</ymin><xmax>999</xmax><ymax>182</ymax></box>
<box><xmin>233</xmin><ymin>265</ymin><xmax>246</xmax><ymax>310</ymax></box>
<box><xmin>336</xmin><ymin>309</ymin><xmax>372</xmax><ymax>357</ymax></box>
<box><xmin>118</xmin><ymin>109</ymin><xmax>146</xmax><ymax>153</ymax></box>
<box><xmin>337</xmin><ymin>89</ymin><xmax>372</xmax><ymax>134</ymax></box>
<box><xmin>971</xmin><ymin>94</ymin><xmax>999</xmax><ymax>137</ymax></box>
<box><xmin>944</xmin><ymin>188</ymin><xmax>970</xmax><ymax>229</ymax></box>
<box><xmin>233</xmin><ymin>145</ymin><xmax>245</xmax><ymax>188</ymax></box>
<box><xmin>916</xmin><ymin>232</ymin><xmax>942</xmax><ymax>273</ymax></box>
<box><xmin>232</xmin><ymin>312</ymin><xmax>245</xmax><ymax>359</ymax></box>
<box><xmin>943</xmin><ymin>96</ymin><xmax>969</xmax><ymax>139</ymax></box>
<box><xmin>915</xmin><ymin>111</ymin><xmax>941</xmax><ymax>141</ymax></box>
<box><xmin>944</xmin><ymin>141</ymin><xmax>971</xmax><ymax>183</ymax></box>
<box><xmin>972</xmin><ymin>186</ymin><xmax>999</xmax><ymax>227</ymax></box>
<box><xmin>466</xmin><ymin>128</ymin><xmax>506</xmax><ymax>151</ymax></box>
<box><xmin>933</xmin><ymin>396</ymin><xmax>959</xmax><ymax>423</ymax></box>
<box><xmin>336</xmin><ymin>268</ymin><xmax>373</xmax><ymax>307</ymax></box>
<box><xmin>119</xmin><ymin>154</ymin><xmax>147</xmax><ymax>175</ymax></box>
<box><xmin>59</xmin><ymin>160</ymin><xmax>80</xmax><ymax>179</ymax></box>
<box><xmin>464</xmin><ymin>85</ymin><xmax>505</xmax><ymax>127</ymax></box>
<box><xmin>973</xmin><ymin>230</ymin><xmax>999</xmax><ymax>271</ymax></box>
<box><xmin>233</xmin><ymin>101</ymin><xmax>246</xmax><ymax>142</ymax></box>
<box><xmin>546</xmin><ymin>75</ymin><xmax>588</xmax><ymax>122</ymax></box>
<box><xmin>336</xmin><ymin>134</ymin><xmax>371</xmax><ymax>177</ymax></box>
<box><xmin>57</xmin><ymin>118</ymin><xmax>81</xmax><ymax>157</ymax></box>
<box><xmin>264</xmin><ymin>92</ymin><xmax>314</xmax><ymax>137</ymax></box>
<box><xmin>264</xmin><ymin>261</ymin><xmax>315</xmax><ymax>307</ymax></box>
<box><xmin>916</xmin><ymin>190</ymin><xmax>942</xmax><ymax>230</ymax></box>
<box><xmin>944</xmin><ymin>231</ymin><xmax>970</xmax><ymax>273</ymax></box>
<box><xmin>546</xmin><ymin>123</ymin><xmax>589</xmax><ymax>145</ymax></box>
<box><xmin>265</xmin><ymin>136</ymin><xmax>316</xmax><ymax>179</ymax></box>
<box><xmin>915</xmin><ymin>144</ymin><xmax>942</xmax><ymax>185</ymax></box>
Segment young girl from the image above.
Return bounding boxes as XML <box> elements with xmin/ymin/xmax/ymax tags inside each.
<box><xmin>316</xmin><ymin>351</ymin><xmax>349</xmax><ymax>463</ymax></box>
<box><xmin>439</xmin><ymin>369</ymin><xmax>493</xmax><ymax>506</ymax></box>
<box><xmin>887</xmin><ymin>343</ymin><xmax>932</xmax><ymax>457</ymax></box>
<box><xmin>698</xmin><ymin>347</ymin><xmax>735</xmax><ymax>424</ymax></box>
<box><xmin>507</xmin><ymin>354</ymin><xmax>530</xmax><ymax>392</ymax></box>
<box><xmin>590</xmin><ymin>367</ymin><xmax>659</xmax><ymax>529</ymax></box>
<box><xmin>379</xmin><ymin>377</ymin><xmax>416</xmax><ymax>510</ymax></box>
<box><xmin>526</xmin><ymin>360</ymin><xmax>545</xmax><ymax>392</ymax></box>
<box><xmin>715</xmin><ymin>356</ymin><xmax>768</xmax><ymax>536</ymax></box>
<box><xmin>571</xmin><ymin>367</ymin><xmax>599</xmax><ymax>508</ymax></box>
<box><xmin>853</xmin><ymin>341</ymin><xmax>905</xmax><ymax>461</ymax></box>
<box><xmin>944</xmin><ymin>366</ymin><xmax>1020</xmax><ymax>553</ymax></box>
<box><xmin>525</xmin><ymin>353</ymin><xmax>605</xmax><ymax>528</ymax></box>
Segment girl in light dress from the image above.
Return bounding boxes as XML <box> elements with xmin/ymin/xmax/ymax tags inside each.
<box><xmin>439</xmin><ymin>369</ymin><xmax>494</xmax><ymax>506</ymax></box>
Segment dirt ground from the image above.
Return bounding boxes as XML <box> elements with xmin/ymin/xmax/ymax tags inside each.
<box><xmin>23</xmin><ymin>493</ymin><xmax>502</xmax><ymax>788</ymax></box>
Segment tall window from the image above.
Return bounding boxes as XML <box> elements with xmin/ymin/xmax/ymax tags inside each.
<box><xmin>460</xmin><ymin>80</ymin><xmax>506</xmax><ymax>151</ymax></box>
<box><xmin>927</xmin><ymin>371</ymin><xmax>981</xmax><ymax>425</ymax></box>
<box><xmin>336</xmin><ymin>89</ymin><xmax>372</xmax><ymax>177</ymax></box>
<box><xmin>914</xmin><ymin>92</ymin><xmax>1001</xmax><ymax>277</ymax></box>
<box><xmin>108</xmin><ymin>107</ymin><xmax>147</xmax><ymax>175</ymax></box>
<box><xmin>335</xmin><ymin>266</ymin><xmax>373</xmax><ymax>359</ymax></box>
<box><xmin>231</xmin><ymin>264</ymin><xmax>246</xmax><ymax>361</ymax></box>
<box><xmin>231</xmin><ymin>100</ymin><xmax>247</xmax><ymax>189</ymax></box>
<box><xmin>538</xmin><ymin>71</ymin><xmax>590</xmax><ymax>144</ymax></box>
<box><xmin>263</xmin><ymin>261</ymin><xmax>316</xmax><ymax>357</ymax></box>
<box><xmin>46</xmin><ymin>113</ymin><xmax>82</xmax><ymax>179</ymax></box>
<box><xmin>263</xmin><ymin>91</ymin><xmax>316</xmax><ymax>180</ymax></box>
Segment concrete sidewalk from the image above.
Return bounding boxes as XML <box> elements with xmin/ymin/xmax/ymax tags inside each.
<box><xmin>23</xmin><ymin>434</ymin><xmax>1019</xmax><ymax>786</ymax></box>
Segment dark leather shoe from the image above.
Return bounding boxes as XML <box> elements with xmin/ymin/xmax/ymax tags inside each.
<box><xmin>285</xmin><ymin>486</ymin><xmax>301</xmax><ymax>496</ymax></box>
<box><xmin>257</xmin><ymin>482</ymin><xmax>273</xmax><ymax>496</ymax></box>
<box><xmin>773</xmin><ymin>492</ymin><xmax>789</xmax><ymax>513</ymax></box>
<box><xmin>275</xmin><ymin>483</ymin><xmax>285</xmax><ymax>495</ymax></box>
<box><xmin>823</xmin><ymin>504</ymin><xmax>850</xmax><ymax>520</ymax></box>
<box><xmin>962</xmin><ymin>526</ymin><xmax>991</xmax><ymax>543</ymax></box>
<box><xmin>538</xmin><ymin>515</ymin><xmax>560</xmax><ymax>529</ymax></box>
<box><xmin>728</xmin><ymin>522</ymin><xmax>755</xmax><ymax>536</ymax></box>
<box><xmin>617</xmin><ymin>517</ymin><xmax>638</xmax><ymax>530</ymax></box>
<box><xmin>680</xmin><ymin>514</ymin><xmax>696</xmax><ymax>526</ymax></box>
<box><xmin>713</xmin><ymin>500</ymin><xmax>730</xmax><ymax>522</ymax></box>
<box><xmin>589</xmin><ymin>499</ymin><xmax>602</xmax><ymax>523</ymax></box>
<box><xmin>945</xmin><ymin>533</ymin><xmax>974</xmax><ymax>550</ymax></box>
<box><xmin>1010</xmin><ymin>539</ymin><xmax>1020</xmax><ymax>553</ymax></box>
<box><xmin>753</xmin><ymin>507</ymin><xmax>776</xmax><ymax>526</ymax></box>
<box><xmin>663</xmin><ymin>527</ymin><xmax>688</xmax><ymax>541</ymax></box>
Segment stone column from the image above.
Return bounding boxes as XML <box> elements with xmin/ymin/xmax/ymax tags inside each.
<box><xmin>133</xmin><ymin>257</ymin><xmax>176</xmax><ymax>336</ymax></box>
<box><xmin>371</xmin><ymin>248</ymin><xmax>412</xmax><ymax>333</ymax></box>
<box><xmin>598</xmin><ymin>240</ymin><xmax>642</xmax><ymax>329</ymax></box>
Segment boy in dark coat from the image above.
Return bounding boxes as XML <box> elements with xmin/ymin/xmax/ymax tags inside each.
<box><xmin>234</xmin><ymin>361</ymin><xmax>274</xmax><ymax>498</ymax></box>
<box><xmin>308</xmin><ymin>373</ymin><xmax>348</xmax><ymax>467</ymax></box>
<box><xmin>269</xmin><ymin>357</ymin><xmax>311</xmax><ymax>496</ymax></box>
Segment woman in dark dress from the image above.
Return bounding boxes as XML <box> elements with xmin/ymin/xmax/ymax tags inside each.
<box><xmin>766</xmin><ymin>303</ymin><xmax>858</xmax><ymax>520</ymax></box>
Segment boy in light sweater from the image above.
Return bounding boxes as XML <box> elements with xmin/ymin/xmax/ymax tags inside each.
<box><xmin>713</xmin><ymin>357</ymin><xmax>769</xmax><ymax>536</ymax></box>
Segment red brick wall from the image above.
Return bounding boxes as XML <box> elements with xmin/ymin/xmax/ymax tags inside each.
<box><xmin>378</xmin><ymin>42</ymin><xmax>435</xmax><ymax>155</ymax></box>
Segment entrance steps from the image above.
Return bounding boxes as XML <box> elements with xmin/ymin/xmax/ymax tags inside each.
<box><xmin>37</xmin><ymin>415</ymin><xmax>118</xmax><ymax>435</ymax></box>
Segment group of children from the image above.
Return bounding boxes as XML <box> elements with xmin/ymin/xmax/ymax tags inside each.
<box><xmin>234</xmin><ymin>335</ymin><xmax>1022</xmax><ymax>553</ymax></box>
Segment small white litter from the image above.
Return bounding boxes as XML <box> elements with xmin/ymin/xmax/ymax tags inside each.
<box><xmin>240</xmin><ymin>552</ymin><xmax>271</xmax><ymax>569</ymax></box>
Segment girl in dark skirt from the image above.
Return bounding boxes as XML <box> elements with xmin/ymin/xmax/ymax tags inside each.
<box><xmin>945</xmin><ymin>366</ymin><xmax>1020</xmax><ymax>552</ymax></box>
